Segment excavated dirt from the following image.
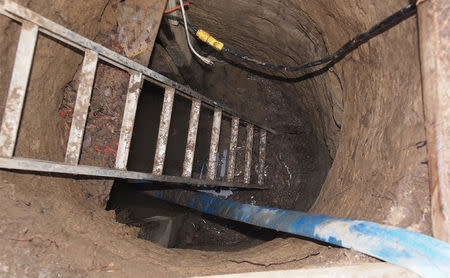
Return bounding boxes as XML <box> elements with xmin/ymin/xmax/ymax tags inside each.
<box><xmin>0</xmin><ymin>0</ymin><xmax>431</xmax><ymax>277</ymax></box>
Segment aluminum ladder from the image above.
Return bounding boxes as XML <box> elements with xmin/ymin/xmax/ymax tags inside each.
<box><xmin>0</xmin><ymin>0</ymin><xmax>276</xmax><ymax>189</ymax></box>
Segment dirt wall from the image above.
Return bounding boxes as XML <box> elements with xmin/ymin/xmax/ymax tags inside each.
<box><xmin>0</xmin><ymin>0</ymin><xmax>431</xmax><ymax>276</ymax></box>
<box><xmin>186</xmin><ymin>0</ymin><xmax>431</xmax><ymax>234</ymax></box>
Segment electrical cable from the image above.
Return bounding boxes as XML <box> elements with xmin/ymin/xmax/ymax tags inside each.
<box><xmin>223</xmin><ymin>4</ymin><xmax>417</xmax><ymax>71</ymax></box>
<box><xmin>164</xmin><ymin>2</ymin><xmax>189</xmax><ymax>14</ymax></box>
<box><xmin>164</xmin><ymin>3</ymin><xmax>417</xmax><ymax>72</ymax></box>
<box><xmin>178</xmin><ymin>0</ymin><xmax>213</xmax><ymax>65</ymax></box>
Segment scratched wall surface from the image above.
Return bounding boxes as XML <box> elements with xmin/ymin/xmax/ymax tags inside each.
<box><xmin>185</xmin><ymin>0</ymin><xmax>431</xmax><ymax>235</ymax></box>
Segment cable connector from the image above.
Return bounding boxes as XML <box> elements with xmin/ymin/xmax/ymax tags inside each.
<box><xmin>196</xmin><ymin>29</ymin><xmax>224</xmax><ymax>51</ymax></box>
<box><xmin>179</xmin><ymin>0</ymin><xmax>213</xmax><ymax>65</ymax></box>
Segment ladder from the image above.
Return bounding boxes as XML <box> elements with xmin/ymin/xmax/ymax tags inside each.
<box><xmin>0</xmin><ymin>0</ymin><xmax>276</xmax><ymax>189</ymax></box>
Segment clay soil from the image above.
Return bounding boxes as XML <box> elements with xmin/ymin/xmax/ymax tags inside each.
<box><xmin>0</xmin><ymin>0</ymin><xmax>432</xmax><ymax>277</ymax></box>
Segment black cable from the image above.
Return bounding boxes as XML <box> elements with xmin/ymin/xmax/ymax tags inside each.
<box><xmin>222</xmin><ymin>4</ymin><xmax>417</xmax><ymax>71</ymax></box>
<box><xmin>164</xmin><ymin>4</ymin><xmax>417</xmax><ymax>72</ymax></box>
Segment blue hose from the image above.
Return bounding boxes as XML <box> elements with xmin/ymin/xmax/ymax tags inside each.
<box><xmin>143</xmin><ymin>189</ymin><xmax>450</xmax><ymax>278</ymax></box>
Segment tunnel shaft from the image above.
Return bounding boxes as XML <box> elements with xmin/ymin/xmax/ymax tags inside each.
<box><xmin>0</xmin><ymin>0</ymin><xmax>447</xmax><ymax>277</ymax></box>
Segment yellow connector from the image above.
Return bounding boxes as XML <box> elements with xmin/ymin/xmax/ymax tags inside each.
<box><xmin>196</xmin><ymin>29</ymin><xmax>224</xmax><ymax>51</ymax></box>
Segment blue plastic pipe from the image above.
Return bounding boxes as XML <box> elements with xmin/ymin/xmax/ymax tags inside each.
<box><xmin>143</xmin><ymin>189</ymin><xmax>450</xmax><ymax>278</ymax></box>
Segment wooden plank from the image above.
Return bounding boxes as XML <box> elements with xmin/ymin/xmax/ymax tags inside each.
<box><xmin>115</xmin><ymin>0</ymin><xmax>167</xmax><ymax>64</ymax></box>
<box><xmin>193</xmin><ymin>263</ymin><xmax>419</xmax><ymax>278</ymax></box>
<box><xmin>418</xmin><ymin>0</ymin><xmax>450</xmax><ymax>243</ymax></box>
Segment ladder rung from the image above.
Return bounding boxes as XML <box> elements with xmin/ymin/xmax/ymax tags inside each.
<box><xmin>258</xmin><ymin>130</ymin><xmax>267</xmax><ymax>185</ymax></box>
<box><xmin>226</xmin><ymin>117</ymin><xmax>239</xmax><ymax>182</ymax></box>
<box><xmin>244</xmin><ymin>124</ymin><xmax>254</xmax><ymax>184</ymax></box>
<box><xmin>152</xmin><ymin>87</ymin><xmax>175</xmax><ymax>175</ymax></box>
<box><xmin>65</xmin><ymin>50</ymin><xmax>98</xmax><ymax>165</ymax></box>
<box><xmin>182</xmin><ymin>99</ymin><xmax>201</xmax><ymax>178</ymax></box>
<box><xmin>206</xmin><ymin>108</ymin><xmax>222</xmax><ymax>180</ymax></box>
<box><xmin>115</xmin><ymin>72</ymin><xmax>143</xmax><ymax>170</ymax></box>
<box><xmin>0</xmin><ymin>22</ymin><xmax>38</xmax><ymax>158</ymax></box>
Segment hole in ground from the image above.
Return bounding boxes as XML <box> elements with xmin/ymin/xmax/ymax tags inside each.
<box><xmin>106</xmin><ymin>181</ymin><xmax>284</xmax><ymax>250</ymax></box>
<box><xmin>0</xmin><ymin>0</ymin><xmax>432</xmax><ymax>275</ymax></box>
<box><xmin>105</xmin><ymin>77</ymin><xmax>332</xmax><ymax>251</ymax></box>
